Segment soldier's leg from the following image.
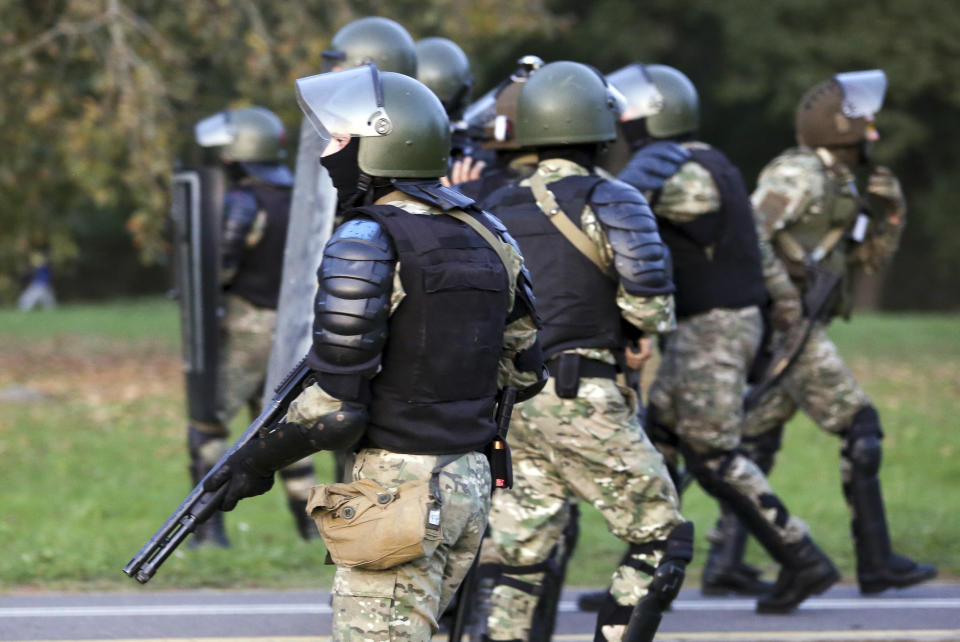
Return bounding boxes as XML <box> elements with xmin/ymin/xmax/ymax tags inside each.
<box><xmin>665</xmin><ymin>309</ymin><xmax>836</xmax><ymax>612</ymax></box>
<box><xmin>484</xmin><ymin>409</ymin><xmax>574</xmax><ymax>642</ymax></box>
<box><xmin>536</xmin><ymin>377</ymin><xmax>688</xmax><ymax>642</ymax></box>
<box><xmin>221</xmin><ymin>296</ymin><xmax>319</xmax><ymax>539</ymax></box>
<box><xmin>784</xmin><ymin>326</ymin><xmax>936</xmax><ymax>594</ymax></box>
<box><xmin>702</xmin><ymin>425</ymin><xmax>785</xmax><ymax>596</ymax></box>
<box><xmin>187</xmin><ymin>422</ymin><xmax>230</xmax><ymax>547</ymax></box>
<box><xmin>331</xmin><ymin>450</ymin><xmax>490</xmax><ymax>641</ymax></box>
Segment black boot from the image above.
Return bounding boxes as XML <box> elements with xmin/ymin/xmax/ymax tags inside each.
<box><xmin>755</xmin><ymin>536</ymin><xmax>839</xmax><ymax>614</ymax></box>
<box><xmin>188</xmin><ymin>426</ymin><xmax>229</xmax><ymax>548</ymax></box>
<box><xmin>578</xmin><ymin>589</ymin><xmax>608</xmax><ymax>612</ymax></box>
<box><xmin>842</xmin><ymin>405</ymin><xmax>937</xmax><ymax>594</ymax></box>
<box><xmin>701</xmin><ymin>503</ymin><xmax>773</xmax><ymax>596</ymax></box>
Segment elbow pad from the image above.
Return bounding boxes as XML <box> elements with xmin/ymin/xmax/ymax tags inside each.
<box><xmin>312</xmin><ymin>218</ymin><xmax>395</xmax><ymax>375</ymax></box>
<box><xmin>591</xmin><ymin>180</ymin><xmax>675</xmax><ymax>296</ymax></box>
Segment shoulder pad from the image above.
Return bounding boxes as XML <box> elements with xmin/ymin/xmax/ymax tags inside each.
<box><xmin>223</xmin><ymin>188</ymin><xmax>259</xmax><ymax>220</ymax></box>
<box><xmin>324</xmin><ymin>219</ymin><xmax>394</xmax><ymax>262</ymax></box>
<box><xmin>393</xmin><ymin>180</ymin><xmax>476</xmax><ymax>211</ymax></box>
<box><xmin>618</xmin><ymin>141</ymin><xmax>691</xmax><ymax>193</ymax></box>
<box><xmin>591</xmin><ymin>178</ymin><xmax>649</xmax><ymax>206</ymax></box>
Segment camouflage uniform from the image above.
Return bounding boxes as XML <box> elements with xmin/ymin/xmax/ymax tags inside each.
<box><xmin>485</xmin><ymin>159</ymin><xmax>685</xmax><ymax>642</ymax></box>
<box><xmin>646</xmin><ymin>143</ymin><xmax>809</xmax><ymax>545</ymax></box>
<box><xmin>743</xmin><ymin>146</ymin><xmax>906</xmax><ymax>446</ymax></box>
<box><xmin>284</xmin><ymin>194</ymin><xmax>539</xmax><ymax>641</ymax></box>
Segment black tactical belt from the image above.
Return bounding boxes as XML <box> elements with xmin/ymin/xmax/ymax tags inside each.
<box><xmin>547</xmin><ymin>355</ymin><xmax>617</xmax><ymax>380</ymax></box>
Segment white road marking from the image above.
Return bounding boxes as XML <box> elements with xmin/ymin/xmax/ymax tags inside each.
<box><xmin>1</xmin><ymin>597</ymin><xmax>959</xmax><ymax>618</ymax></box>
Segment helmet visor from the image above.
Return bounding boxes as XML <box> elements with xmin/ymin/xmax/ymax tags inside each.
<box><xmin>607</xmin><ymin>64</ymin><xmax>665</xmax><ymax>122</ymax></box>
<box><xmin>295</xmin><ymin>64</ymin><xmax>392</xmax><ymax>142</ymax></box>
<box><xmin>195</xmin><ymin>111</ymin><xmax>236</xmax><ymax>147</ymax></box>
<box><xmin>835</xmin><ymin>69</ymin><xmax>887</xmax><ymax>118</ymax></box>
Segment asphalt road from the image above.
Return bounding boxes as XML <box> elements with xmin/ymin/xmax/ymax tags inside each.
<box><xmin>1</xmin><ymin>583</ymin><xmax>958</xmax><ymax>641</ymax></box>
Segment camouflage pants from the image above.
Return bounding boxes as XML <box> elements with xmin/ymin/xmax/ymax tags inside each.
<box><xmin>486</xmin><ymin>377</ymin><xmax>684</xmax><ymax>642</ymax></box>
<box><xmin>192</xmin><ymin>294</ymin><xmax>313</xmax><ymax>499</ymax></box>
<box><xmin>742</xmin><ymin>322</ymin><xmax>870</xmax><ymax>487</ymax></box>
<box><xmin>332</xmin><ymin>449</ymin><xmax>490</xmax><ymax>642</ymax></box>
<box><xmin>648</xmin><ymin>306</ymin><xmax>808</xmax><ymax>544</ymax></box>
<box><xmin>743</xmin><ymin>322</ymin><xmax>869</xmax><ymax>437</ymax></box>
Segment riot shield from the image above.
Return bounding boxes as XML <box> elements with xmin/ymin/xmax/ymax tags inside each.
<box><xmin>262</xmin><ymin>119</ymin><xmax>337</xmax><ymax>403</ymax></box>
<box><xmin>170</xmin><ymin>167</ymin><xmax>225</xmax><ymax>423</ymax></box>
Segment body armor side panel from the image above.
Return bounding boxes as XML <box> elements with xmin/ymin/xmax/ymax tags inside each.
<box><xmin>359</xmin><ymin>204</ymin><xmax>512</xmax><ymax>455</ymax></box>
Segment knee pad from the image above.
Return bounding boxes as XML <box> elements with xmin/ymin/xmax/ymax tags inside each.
<box><xmin>844</xmin><ymin>405</ymin><xmax>883</xmax><ymax>477</ymax></box>
<box><xmin>187</xmin><ymin>425</ymin><xmax>227</xmax><ymax>463</ymax></box>
<box><xmin>684</xmin><ymin>447</ymin><xmax>737</xmax><ymax>497</ymax></box>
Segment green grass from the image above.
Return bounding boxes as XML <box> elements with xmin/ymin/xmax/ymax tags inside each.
<box><xmin>0</xmin><ymin>300</ymin><xmax>957</xmax><ymax>591</ymax></box>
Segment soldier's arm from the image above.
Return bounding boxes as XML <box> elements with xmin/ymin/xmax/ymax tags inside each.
<box><xmin>220</xmin><ymin>189</ymin><xmax>264</xmax><ymax>284</ymax></box>
<box><xmin>850</xmin><ymin>166</ymin><xmax>907</xmax><ymax>273</ymax></box>
<box><xmin>205</xmin><ymin>219</ymin><xmax>394</xmax><ymax>509</ymax></box>
<box><xmin>585</xmin><ymin>180</ymin><xmax>677</xmax><ymax>334</ymax></box>
<box><xmin>655</xmin><ymin>161</ymin><xmax>721</xmax><ymax>225</ymax></box>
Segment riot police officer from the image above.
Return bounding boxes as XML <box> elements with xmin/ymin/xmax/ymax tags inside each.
<box><xmin>744</xmin><ymin>70</ymin><xmax>937</xmax><ymax>595</ymax></box>
<box><xmin>609</xmin><ymin>63</ymin><xmax>839</xmax><ymax>613</ymax></box>
<box><xmin>454</xmin><ymin>55</ymin><xmax>544</xmax><ymax>200</ymax></box>
<box><xmin>204</xmin><ymin>65</ymin><xmax>546</xmax><ymax>641</ymax></box>
<box><xmin>268</xmin><ymin>16</ymin><xmax>420</xmax><ymax>485</ymax></box>
<box><xmin>480</xmin><ymin>61</ymin><xmax>692</xmax><ymax>642</ymax></box>
<box><xmin>190</xmin><ymin>105</ymin><xmax>318</xmax><ymax>545</ymax></box>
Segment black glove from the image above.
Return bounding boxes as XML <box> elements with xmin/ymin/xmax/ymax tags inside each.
<box><xmin>203</xmin><ymin>441</ymin><xmax>276</xmax><ymax>512</ymax></box>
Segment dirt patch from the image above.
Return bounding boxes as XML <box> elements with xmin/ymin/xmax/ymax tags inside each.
<box><xmin>0</xmin><ymin>335</ymin><xmax>182</xmax><ymax>404</ymax></box>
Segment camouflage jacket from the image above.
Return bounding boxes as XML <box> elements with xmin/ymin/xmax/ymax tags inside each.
<box><xmin>752</xmin><ymin>146</ymin><xmax>906</xmax><ymax>289</ymax></box>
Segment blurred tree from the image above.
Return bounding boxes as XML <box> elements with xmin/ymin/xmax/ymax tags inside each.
<box><xmin>1</xmin><ymin>0</ymin><xmax>957</xmax><ymax>308</ymax></box>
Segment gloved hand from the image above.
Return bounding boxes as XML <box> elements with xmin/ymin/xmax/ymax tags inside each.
<box><xmin>203</xmin><ymin>441</ymin><xmax>276</xmax><ymax>511</ymax></box>
<box><xmin>866</xmin><ymin>166</ymin><xmax>906</xmax><ymax>224</ymax></box>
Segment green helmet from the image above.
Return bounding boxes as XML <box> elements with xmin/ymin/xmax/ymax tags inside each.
<box><xmin>515</xmin><ymin>60</ymin><xmax>623</xmax><ymax>148</ymax></box>
<box><xmin>296</xmin><ymin>65</ymin><xmax>450</xmax><ymax>177</ymax></box>
<box><xmin>645</xmin><ymin>64</ymin><xmax>699</xmax><ymax>137</ymax></box>
<box><xmin>415</xmin><ymin>37</ymin><xmax>473</xmax><ymax>120</ymax></box>
<box><xmin>796</xmin><ymin>69</ymin><xmax>887</xmax><ymax>148</ymax></box>
<box><xmin>323</xmin><ymin>17</ymin><xmax>417</xmax><ymax>76</ymax></box>
<box><xmin>463</xmin><ymin>55</ymin><xmax>543</xmax><ymax>151</ymax></box>
<box><xmin>608</xmin><ymin>63</ymin><xmax>698</xmax><ymax>138</ymax></box>
<box><xmin>194</xmin><ymin>105</ymin><xmax>286</xmax><ymax>162</ymax></box>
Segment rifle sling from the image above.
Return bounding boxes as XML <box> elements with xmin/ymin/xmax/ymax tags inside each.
<box><xmin>527</xmin><ymin>171</ymin><xmax>616</xmax><ymax>280</ymax></box>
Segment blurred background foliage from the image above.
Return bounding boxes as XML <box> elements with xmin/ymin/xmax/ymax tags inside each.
<box><xmin>2</xmin><ymin>0</ymin><xmax>959</xmax><ymax>308</ymax></box>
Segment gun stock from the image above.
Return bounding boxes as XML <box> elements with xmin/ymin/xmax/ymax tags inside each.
<box><xmin>123</xmin><ymin>357</ymin><xmax>313</xmax><ymax>584</ymax></box>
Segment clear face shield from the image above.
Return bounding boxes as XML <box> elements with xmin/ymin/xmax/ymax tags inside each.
<box><xmin>194</xmin><ymin>111</ymin><xmax>236</xmax><ymax>148</ymax></box>
<box><xmin>607</xmin><ymin>64</ymin><xmax>665</xmax><ymax>122</ymax></box>
<box><xmin>295</xmin><ymin>64</ymin><xmax>392</xmax><ymax>154</ymax></box>
<box><xmin>835</xmin><ymin>69</ymin><xmax>887</xmax><ymax>119</ymax></box>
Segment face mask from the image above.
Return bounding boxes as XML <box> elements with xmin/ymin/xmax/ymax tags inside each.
<box><xmin>321</xmin><ymin>137</ymin><xmax>362</xmax><ymax>213</ymax></box>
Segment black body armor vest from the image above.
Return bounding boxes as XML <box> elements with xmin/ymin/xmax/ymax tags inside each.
<box><xmin>488</xmin><ymin>175</ymin><xmax>624</xmax><ymax>358</ymax></box>
<box><xmin>655</xmin><ymin>147</ymin><xmax>767</xmax><ymax>318</ymax></box>
<box><xmin>359</xmin><ymin>204</ymin><xmax>512</xmax><ymax>455</ymax></box>
<box><xmin>226</xmin><ymin>184</ymin><xmax>290</xmax><ymax>309</ymax></box>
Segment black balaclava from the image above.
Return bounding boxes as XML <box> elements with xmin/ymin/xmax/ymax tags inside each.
<box><xmin>537</xmin><ymin>143</ymin><xmax>599</xmax><ymax>170</ymax></box>
<box><xmin>321</xmin><ymin>137</ymin><xmax>363</xmax><ymax>213</ymax></box>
